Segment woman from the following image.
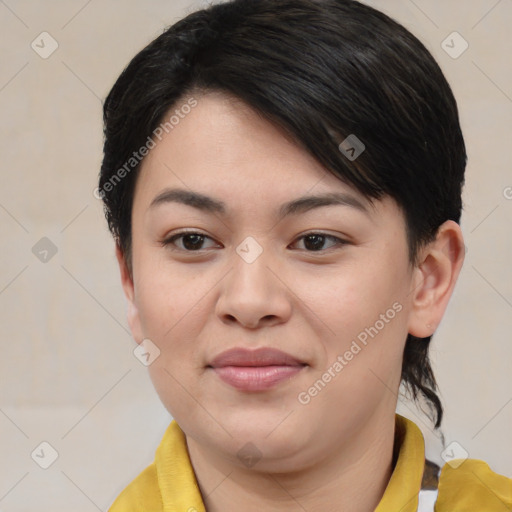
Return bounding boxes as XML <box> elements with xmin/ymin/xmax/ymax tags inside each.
<box><xmin>98</xmin><ymin>0</ymin><xmax>512</xmax><ymax>510</ymax></box>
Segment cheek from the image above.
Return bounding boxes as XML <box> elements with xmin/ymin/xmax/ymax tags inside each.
<box><xmin>300</xmin><ymin>254</ymin><xmax>411</xmax><ymax>389</ymax></box>
<box><xmin>134</xmin><ymin>250</ymin><xmax>206</xmax><ymax>336</ymax></box>
<box><xmin>305</xmin><ymin>260</ymin><xmax>408</xmax><ymax>335</ymax></box>
<box><xmin>137</xmin><ymin>268</ymin><xmax>214</xmax><ymax>418</ymax></box>
<box><xmin>301</xmin><ymin>269</ymin><xmax>409</xmax><ymax>419</ymax></box>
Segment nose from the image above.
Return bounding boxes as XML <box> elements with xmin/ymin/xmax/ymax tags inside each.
<box><xmin>215</xmin><ymin>248</ymin><xmax>293</xmax><ymax>329</ymax></box>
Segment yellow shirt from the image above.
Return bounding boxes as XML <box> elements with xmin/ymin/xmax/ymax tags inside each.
<box><xmin>109</xmin><ymin>414</ymin><xmax>512</xmax><ymax>511</ymax></box>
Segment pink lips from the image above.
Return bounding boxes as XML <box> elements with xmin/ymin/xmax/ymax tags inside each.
<box><xmin>208</xmin><ymin>347</ymin><xmax>306</xmax><ymax>391</ymax></box>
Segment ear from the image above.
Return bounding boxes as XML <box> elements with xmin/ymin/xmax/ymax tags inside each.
<box><xmin>115</xmin><ymin>244</ymin><xmax>144</xmax><ymax>344</ymax></box>
<box><xmin>407</xmin><ymin>220</ymin><xmax>465</xmax><ymax>338</ymax></box>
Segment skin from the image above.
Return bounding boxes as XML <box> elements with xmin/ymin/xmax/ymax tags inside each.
<box><xmin>116</xmin><ymin>91</ymin><xmax>465</xmax><ymax>512</ymax></box>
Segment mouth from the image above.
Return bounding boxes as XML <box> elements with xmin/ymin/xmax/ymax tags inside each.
<box><xmin>207</xmin><ymin>347</ymin><xmax>307</xmax><ymax>392</ymax></box>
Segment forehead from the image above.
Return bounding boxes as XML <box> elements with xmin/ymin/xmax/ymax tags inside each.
<box><xmin>135</xmin><ymin>92</ymin><xmax>362</xmax><ymax>203</ymax></box>
<box><xmin>131</xmin><ymin>92</ymin><xmax>405</xmax><ymax>233</ymax></box>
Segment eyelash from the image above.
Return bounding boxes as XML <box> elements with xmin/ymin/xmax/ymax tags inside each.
<box><xmin>160</xmin><ymin>230</ymin><xmax>349</xmax><ymax>253</ymax></box>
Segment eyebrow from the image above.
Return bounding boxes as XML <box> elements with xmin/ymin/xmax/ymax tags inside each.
<box><xmin>148</xmin><ymin>188</ymin><xmax>370</xmax><ymax>219</ymax></box>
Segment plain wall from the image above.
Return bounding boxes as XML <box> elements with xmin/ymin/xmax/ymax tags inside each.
<box><xmin>1</xmin><ymin>0</ymin><xmax>511</xmax><ymax>509</ymax></box>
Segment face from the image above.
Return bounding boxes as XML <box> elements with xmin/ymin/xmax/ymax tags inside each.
<box><xmin>119</xmin><ymin>91</ymin><xmax>430</xmax><ymax>472</ymax></box>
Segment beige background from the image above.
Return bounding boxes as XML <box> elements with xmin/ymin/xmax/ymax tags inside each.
<box><xmin>1</xmin><ymin>0</ymin><xmax>511</xmax><ymax>509</ymax></box>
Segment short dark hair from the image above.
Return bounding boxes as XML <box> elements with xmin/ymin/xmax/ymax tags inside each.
<box><xmin>99</xmin><ymin>0</ymin><xmax>466</xmax><ymax>428</ymax></box>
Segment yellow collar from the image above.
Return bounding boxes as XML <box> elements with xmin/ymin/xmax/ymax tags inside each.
<box><xmin>110</xmin><ymin>413</ymin><xmax>512</xmax><ymax>511</ymax></box>
<box><xmin>156</xmin><ymin>414</ymin><xmax>424</xmax><ymax>512</ymax></box>
<box><xmin>375</xmin><ymin>414</ymin><xmax>425</xmax><ymax>512</ymax></box>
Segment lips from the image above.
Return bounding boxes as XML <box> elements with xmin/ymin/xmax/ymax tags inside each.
<box><xmin>208</xmin><ymin>347</ymin><xmax>307</xmax><ymax>391</ymax></box>
<box><xmin>209</xmin><ymin>347</ymin><xmax>306</xmax><ymax>368</ymax></box>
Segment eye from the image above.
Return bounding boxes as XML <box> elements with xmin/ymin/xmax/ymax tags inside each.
<box><xmin>161</xmin><ymin>231</ymin><xmax>220</xmax><ymax>251</ymax></box>
<box><xmin>291</xmin><ymin>233</ymin><xmax>347</xmax><ymax>252</ymax></box>
<box><xmin>161</xmin><ymin>231</ymin><xmax>348</xmax><ymax>253</ymax></box>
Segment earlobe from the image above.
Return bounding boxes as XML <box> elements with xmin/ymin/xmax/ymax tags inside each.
<box><xmin>115</xmin><ymin>244</ymin><xmax>144</xmax><ymax>344</ymax></box>
<box><xmin>407</xmin><ymin>220</ymin><xmax>465</xmax><ymax>338</ymax></box>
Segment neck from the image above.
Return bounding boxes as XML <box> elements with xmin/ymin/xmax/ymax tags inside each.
<box><xmin>186</xmin><ymin>411</ymin><xmax>397</xmax><ymax>512</ymax></box>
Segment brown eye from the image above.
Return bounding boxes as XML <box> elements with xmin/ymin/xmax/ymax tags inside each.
<box><xmin>293</xmin><ymin>233</ymin><xmax>346</xmax><ymax>252</ymax></box>
<box><xmin>162</xmin><ymin>232</ymin><xmax>219</xmax><ymax>251</ymax></box>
